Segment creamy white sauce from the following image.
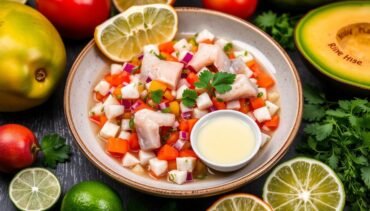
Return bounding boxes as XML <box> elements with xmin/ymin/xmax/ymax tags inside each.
<box><xmin>197</xmin><ymin>116</ymin><xmax>256</xmax><ymax>165</ymax></box>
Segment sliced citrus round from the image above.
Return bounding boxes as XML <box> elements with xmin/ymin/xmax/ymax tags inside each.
<box><xmin>208</xmin><ymin>193</ymin><xmax>273</xmax><ymax>211</ymax></box>
<box><xmin>9</xmin><ymin>168</ymin><xmax>61</xmax><ymax>211</ymax></box>
<box><xmin>263</xmin><ymin>157</ymin><xmax>345</xmax><ymax>211</ymax></box>
<box><xmin>95</xmin><ymin>4</ymin><xmax>178</xmax><ymax>62</ymax></box>
<box><xmin>113</xmin><ymin>0</ymin><xmax>175</xmax><ymax>13</ymax></box>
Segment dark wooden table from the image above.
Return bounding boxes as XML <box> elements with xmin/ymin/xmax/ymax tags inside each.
<box><xmin>0</xmin><ymin>0</ymin><xmax>321</xmax><ymax>210</ymax></box>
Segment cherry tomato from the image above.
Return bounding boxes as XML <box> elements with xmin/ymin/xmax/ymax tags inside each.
<box><xmin>36</xmin><ymin>0</ymin><xmax>111</xmax><ymax>39</ymax></box>
<box><xmin>202</xmin><ymin>0</ymin><xmax>258</xmax><ymax>19</ymax></box>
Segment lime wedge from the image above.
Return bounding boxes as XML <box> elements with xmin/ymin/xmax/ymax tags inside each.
<box><xmin>9</xmin><ymin>168</ymin><xmax>61</xmax><ymax>211</ymax></box>
<box><xmin>263</xmin><ymin>157</ymin><xmax>345</xmax><ymax>211</ymax></box>
<box><xmin>113</xmin><ymin>0</ymin><xmax>175</xmax><ymax>13</ymax></box>
<box><xmin>208</xmin><ymin>193</ymin><xmax>273</xmax><ymax>211</ymax></box>
<box><xmin>95</xmin><ymin>4</ymin><xmax>178</xmax><ymax>62</ymax></box>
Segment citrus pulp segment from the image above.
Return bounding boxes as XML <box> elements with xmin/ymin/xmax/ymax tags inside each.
<box><xmin>113</xmin><ymin>0</ymin><xmax>174</xmax><ymax>13</ymax></box>
<box><xmin>208</xmin><ymin>193</ymin><xmax>273</xmax><ymax>211</ymax></box>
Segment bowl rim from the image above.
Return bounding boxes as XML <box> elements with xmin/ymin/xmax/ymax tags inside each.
<box><xmin>190</xmin><ymin>110</ymin><xmax>262</xmax><ymax>171</ymax></box>
<box><xmin>64</xmin><ymin>7</ymin><xmax>303</xmax><ymax>198</ymax></box>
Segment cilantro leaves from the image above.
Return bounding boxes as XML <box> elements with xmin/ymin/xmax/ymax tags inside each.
<box><xmin>40</xmin><ymin>134</ymin><xmax>71</xmax><ymax>168</ymax></box>
<box><xmin>182</xmin><ymin>89</ymin><xmax>198</xmax><ymax>107</ymax></box>
<box><xmin>194</xmin><ymin>70</ymin><xmax>236</xmax><ymax>94</ymax></box>
<box><xmin>150</xmin><ymin>90</ymin><xmax>163</xmax><ymax>104</ymax></box>
<box><xmin>298</xmin><ymin>85</ymin><xmax>370</xmax><ymax>210</ymax></box>
<box><xmin>254</xmin><ymin>11</ymin><xmax>300</xmax><ymax>50</ymax></box>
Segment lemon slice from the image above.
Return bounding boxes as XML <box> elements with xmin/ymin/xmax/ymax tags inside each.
<box><xmin>95</xmin><ymin>4</ymin><xmax>178</xmax><ymax>62</ymax></box>
<box><xmin>113</xmin><ymin>0</ymin><xmax>175</xmax><ymax>13</ymax></box>
<box><xmin>207</xmin><ymin>193</ymin><xmax>273</xmax><ymax>211</ymax></box>
<box><xmin>263</xmin><ymin>157</ymin><xmax>345</xmax><ymax>211</ymax></box>
<box><xmin>9</xmin><ymin>168</ymin><xmax>61</xmax><ymax>211</ymax></box>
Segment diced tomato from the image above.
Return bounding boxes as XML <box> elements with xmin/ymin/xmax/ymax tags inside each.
<box><xmin>256</xmin><ymin>72</ymin><xmax>275</xmax><ymax>89</ymax></box>
<box><xmin>113</xmin><ymin>85</ymin><xmax>123</xmax><ymax>99</ymax></box>
<box><xmin>105</xmin><ymin>71</ymin><xmax>130</xmax><ymax>86</ymax></box>
<box><xmin>179</xmin><ymin>119</ymin><xmax>189</xmax><ymax>132</ymax></box>
<box><xmin>250</xmin><ymin>97</ymin><xmax>265</xmax><ymax>110</ymax></box>
<box><xmin>188</xmin><ymin>119</ymin><xmax>198</xmax><ymax>134</ymax></box>
<box><xmin>179</xmin><ymin>149</ymin><xmax>198</xmax><ymax>159</ymax></box>
<box><xmin>106</xmin><ymin>138</ymin><xmax>129</xmax><ymax>156</ymax></box>
<box><xmin>239</xmin><ymin>98</ymin><xmax>250</xmax><ymax>114</ymax></box>
<box><xmin>228</xmin><ymin>52</ymin><xmax>236</xmax><ymax>59</ymax></box>
<box><xmin>212</xmin><ymin>97</ymin><xmax>226</xmax><ymax>110</ymax></box>
<box><xmin>159</xmin><ymin>41</ymin><xmax>175</xmax><ymax>54</ymax></box>
<box><xmin>186</xmin><ymin>72</ymin><xmax>199</xmax><ymax>88</ymax></box>
<box><xmin>250</xmin><ymin>63</ymin><xmax>263</xmax><ymax>76</ymax></box>
<box><xmin>95</xmin><ymin>92</ymin><xmax>106</xmax><ymax>102</ymax></box>
<box><xmin>157</xmin><ymin>144</ymin><xmax>179</xmax><ymax>161</ymax></box>
<box><xmin>264</xmin><ymin>115</ymin><xmax>280</xmax><ymax>130</ymax></box>
<box><xmin>89</xmin><ymin>115</ymin><xmax>101</xmax><ymax>125</ymax></box>
<box><xmin>200</xmin><ymin>39</ymin><xmax>214</xmax><ymax>44</ymax></box>
<box><xmin>168</xmin><ymin>160</ymin><xmax>177</xmax><ymax>171</ymax></box>
<box><xmin>128</xmin><ymin>133</ymin><xmax>140</xmax><ymax>150</ymax></box>
<box><xmin>166</xmin><ymin>131</ymin><xmax>179</xmax><ymax>145</ymax></box>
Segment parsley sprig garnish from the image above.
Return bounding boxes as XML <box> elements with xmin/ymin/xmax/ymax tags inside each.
<box><xmin>150</xmin><ymin>90</ymin><xmax>163</xmax><ymax>104</ymax></box>
<box><xmin>40</xmin><ymin>134</ymin><xmax>71</xmax><ymax>168</ymax></box>
<box><xmin>298</xmin><ymin>85</ymin><xmax>370</xmax><ymax>210</ymax></box>
<box><xmin>182</xmin><ymin>89</ymin><xmax>198</xmax><ymax>108</ymax></box>
<box><xmin>194</xmin><ymin>71</ymin><xmax>236</xmax><ymax>94</ymax></box>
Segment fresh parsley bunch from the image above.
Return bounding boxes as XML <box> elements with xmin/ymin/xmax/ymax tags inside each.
<box><xmin>299</xmin><ymin>85</ymin><xmax>370</xmax><ymax>210</ymax></box>
<box><xmin>254</xmin><ymin>11</ymin><xmax>299</xmax><ymax>50</ymax></box>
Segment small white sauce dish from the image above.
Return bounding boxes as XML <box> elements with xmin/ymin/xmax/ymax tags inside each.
<box><xmin>191</xmin><ymin>110</ymin><xmax>262</xmax><ymax>172</ymax></box>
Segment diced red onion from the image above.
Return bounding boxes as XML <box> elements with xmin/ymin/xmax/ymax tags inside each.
<box><xmin>181</xmin><ymin>52</ymin><xmax>193</xmax><ymax>64</ymax></box>
<box><xmin>181</xmin><ymin>73</ymin><xmax>188</xmax><ymax>78</ymax></box>
<box><xmin>131</xmin><ymin>101</ymin><xmax>142</xmax><ymax>111</ymax></box>
<box><xmin>179</xmin><ymin>131</ymin><xmax>189</xmax><ymax>140</ymax></box>
<box><xmin>159</xmin><ymin>102</ymin><xmax>169</xmax><ymax>110</ymax></box>
<box><xmin>123</xmin><ymin>63</ymin><xmax>136</xmax><ymax>73</ymax></box>
<box><xmin>173</xmin><ymin>139</ymin><xmax>186</xmax><ymax>151</ymax></box>
<box><xmin>120</xmin><ymin>99</ymin><xmax>132</xmax><ymax>109</ymax></box>
<box><xmin>138</xmin><ymin>54</ymin><xmax>144</xmax><ymax>60</ymax></box>
<box><xmin>187</xmin><ymin>65</ymin><xmax>196</xmax><ymax>72</ymax></box>
<box><xmin>146</xmin><ymin>77</ymin><xmax>152</xmax><ymax>83</ymax></box>
<box><xmin>186</xmin><ymin>172</ymin><xmax>193</xmax><ymax>181</ymax></box>
<box><xmin>209</xmin><ymin>106</ymin><xmax>217</xmax><ymax>112</ymax></box>
<box><xmin>181</xmin><ymin>111</ymin><xmax>192</xmax><ymax>119</ymax></box>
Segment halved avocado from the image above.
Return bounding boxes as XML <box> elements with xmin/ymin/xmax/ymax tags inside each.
<box><xmin>295</xmin><ymin>1</ymin><xmax>370</xmax><ymax>90</ymax></box>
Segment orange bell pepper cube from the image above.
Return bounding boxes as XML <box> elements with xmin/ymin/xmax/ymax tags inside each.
<box><xmin>256</xmin><ymin>72</ymin><xmax>275</xmax><ymax>89</ymax></box>
<box><xmin>212</xmin><ymin>97</ymin><xmax>226</xmax><ymax>110</ymax></box>
<box><xmin>157</xmin><ymin>144</ymin><xmax>179</xmax><ymax>161</ymax></box>
<box><xmin>250</xmin><ymin>97</ymin><xmax>265</xmax><ymax>110</ymax></box>
<box><xmin>246</xmin><ymin>60</ymin><xmax>256</xmax><ymax>68</ymax></box>
<box><xmin>168</xmin><ymin>160</ymin><xmax>177</xmax><ymax>171</ymax></box>
<box><xmin>159</xmin><ymin>41</ymin><xmax>175</xmax><ymax>54</ymax></box>
<box><xmin>179</xmin><ymin>149</ymin><xmax>198</xmax><ymax>159</ymax></box>
<box><xmin>264</xmin><ymin>115</ymin><xmax>280</xmax><ymax>130</ymax></box>
<box><xmin>105</xmin><ymin>71</ymin><xmax>130</xmax><ymax>87</ymax></box>
<box><xmin>228</xmin><ymin>52</ymin><xmax>236</xmax><ymax>59</ymax></box>
<box><xmin>107</xmin><ymin>138</ymin><xmax>129</xmax><ymax>156</ymax></box>
<box><xmin>249</xmin><ymin>63</ymin><xmax>263</xmax><ymax>76</ymax></box>
<box><xmin>149</xmin><ymin>80</ymin><xmax>167</xmax><ymax>92</ymax></box>
<box><xmin>179</xmin><ymin>119</ymin><xmax>189</xmax><ymax>132</ymax></box>
<box><xmin>166</xmin><ymin>131</ymin><xmax>179</xmax><ymax>145</ymax></box>
<box><xmin>164</xmin><ymin>90</ymin><xmax>175</xmax><ymax>101</ymax></box>
<box><xmin>161</xmin><ymin>52</ymin><xmax>178</xmax><ymax>62</ymax></box>
<box><xmin>95</xmin><ymin>92</ymin><xmax>106</xmax><ymax>102</ymax></box>
<box><xmin>128</xmin><ymin>133</ymin><xmax>140</xmax><ymax>150</ymax></box>
<box><xmin>239</xmin><ymin>98</ymin><xmax>250</xmax><ymax>114</ymax></box>
<box><xmin>186</xmin><ymin>72</ymin><xmax>199</xmax><ymax>87</ymax></box>
<box><xmin>188</xmin><ymin>119</ymin><xmax>198</xmax><ymax>134</ymax></box>
<box><xmin>200</xmin><ymin>39</ymin><xmax>214</xmax><ymax>44</ymax></box>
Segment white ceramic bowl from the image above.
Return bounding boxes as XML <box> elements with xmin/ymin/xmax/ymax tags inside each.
<box><xmin>64</xmin><ymin>8</ymin><xmax>303</xmax><ymax>197</ymax></box>
<box><xmin>191</xmin><ymin>110</ymin><xmax>262</xmax><ymax>172</ymax></box>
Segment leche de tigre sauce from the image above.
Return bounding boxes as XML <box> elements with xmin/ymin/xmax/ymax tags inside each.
<box><xmin>196</xmin><ymin>116</ymin><xmax>256</xmax><ymax>165</ymax></box>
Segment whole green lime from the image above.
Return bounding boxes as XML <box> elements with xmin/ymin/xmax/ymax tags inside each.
<box><xmin>61</xmin><ymin>181</ymin><xmax>123</xmax><ymax>211</ymax></box>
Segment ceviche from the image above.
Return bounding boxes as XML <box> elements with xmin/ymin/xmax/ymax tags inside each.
<box><xmin>89</xmin><ymin>29</ymin><xmax>280</xmax><ymax>185</ymax></box>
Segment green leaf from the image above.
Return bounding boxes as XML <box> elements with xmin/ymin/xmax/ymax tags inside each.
<box><xmin>328</xmin><ymin>153</ymin><xmax>339</xmax><ymax>169</ymax></box>
<box><xmin>338</xmin><ymin>100</ymin><xmax>351</xmax><ymax>111</ymax></box>
<box><xmin>326</xmin><ymin>109</ymin><xmax>348</xmax><ymax>118</ymax></box>
<box><xmin>304</xmin><ymin>123</ymin><xmax>333</xmax><ymax>141</ymax></box>
<box><xmin>40</xmin><ymin>134</ymin><xmax>71</xmax><ymax>168</ymax></box>
<box><xmin>303</xmin><ymin>104</ymin><xmax>326</xmax><ymax>121</ymax></box>
<box><xmin>353</xmin><ymin>156</ymin><xmax>368</xmax><ymax>166</ymax></box>
<box><xmin>212</xmin><ymin>72</ymin><xmax>236</xmax><ymax>94</ymax></box>
<box><xmin>303</xmin><ymin>85</ymin><xmax>325</xmax><ymax>105</ymax></box>
<box><xmin>361</xmin><ymin>167</ymin><xmax>370</xmax><ymax>189</ymax></box>
<box><xmin>254</xmin><ymin>11</ymin><xmax>277</xmax><ymax>30</ymax></box>
<box><xmin>195</xmin><ymin>71</ymin><xmax>213</xmax><ymax>89</ymax></box>
<box><xmin>151</xmin><ymin>90</ymin><xmax>163</xmax><ymax>104</ymax></box>
<box><xmin>129</xmin><ymin>118</ymin><xmax>135</xmax><ymax>130</ymax></box>
<box><xmin>182</xmin><ymin>89</ymin><xmax>198</xmax><ymax>108</ymax></box>
<box><xmin>223</xmin><ymin>43</ymin><xmax>233</xmax><ymax>52</ymax></box>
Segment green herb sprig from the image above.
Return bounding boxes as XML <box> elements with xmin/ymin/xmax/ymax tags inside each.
<box><xmin>194</xmin><ymin>71</ymin><xmax>236</xmax><ymax>94</ymax></box>
<box><xmin>182</xmin><ymin>89</ymin><xmax>198</xmax><ymax>108</ymax></box>
<box><xmin>41</xmin><ymin>134</ymin><xmax>71</xmax><ymax>168</ymax></box>
<box><xmin>299</xmin><ymin>85</ymin><xmax>370</xmax><ymax>210</ymax></box>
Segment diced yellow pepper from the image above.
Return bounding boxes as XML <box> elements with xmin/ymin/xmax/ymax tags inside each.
<box><xmin>169</xmin><ymin>101</ymin><xmax>180</xmax><ymax>116</ymax></box>
<box><xmin>164</xmin><ymin>90</ymin><xmax>175</xmax><ymax>101</ymax></box>
<box><xmin>137</xmin><ymin>83</ymin><xmax>145</xmax><ymax>93</ymax></box>
<box><xmin>149</xmin><ymin>80</ymin><xmax>167</xmax><ymax>92</ymax></box>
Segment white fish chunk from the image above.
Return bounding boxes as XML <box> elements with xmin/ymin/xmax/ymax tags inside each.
<box><xmin>216</xmin><ymin>74</ymin><xmax>258</xmax><ymax>101</ymax></box>
<box><xmin>134</xmin><ymin>109</ymin><xmax>175</xmax><ymax>150</ymax></box>
<box><xmin>188</xmin><ymin>44</ymin><xmax>231</xmax><ymax>72</ymax></box>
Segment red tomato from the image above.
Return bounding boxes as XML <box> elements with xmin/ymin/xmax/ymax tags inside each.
<box><xmin>36</xmin><ymin>0</ymin><xmax>111</xmax><ymax>39</ymax></box>
<box><xmin>202</xmin><ymin>0</ymin><xmax>258</xmax><ymax>19</ymax></box>
<box><xmin>0</xmin><ymin>124</ymin><xmax>39</xmax><ymax>173</ymax></box>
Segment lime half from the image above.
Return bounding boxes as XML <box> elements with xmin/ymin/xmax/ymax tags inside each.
<box><xmin>208</xmin><ymin>193</ymin><xmax>273</xmax><ymax>211</ymax></box>
<box><xmin>263</xmin><ymin>157</ymin><xmax>345</xmax><ymax>211</ymax></box>
<box><xmin>95</xmin><ymin>4</ymin><xmax>178</xmax><ymax>62</ymax></box>
<box><xmin>9</xmin><ymin>168</ymin><xmax>61</xmax><ymax>211</ymax></box>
